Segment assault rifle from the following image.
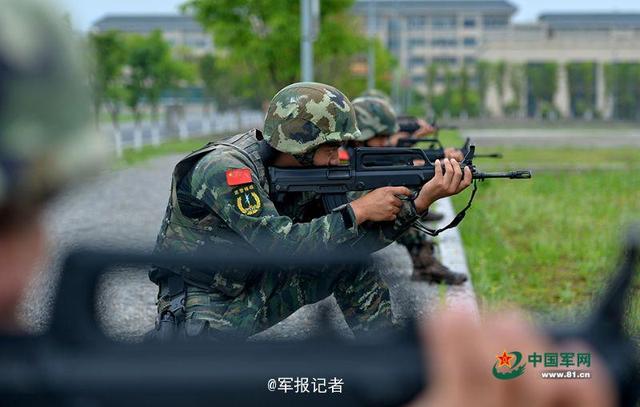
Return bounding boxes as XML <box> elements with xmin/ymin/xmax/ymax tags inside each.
<box><xmin>269</xmin><ymin>145</ymin><xmax>530</xmax><ymax>235</ymax></box>
<box><xmin>397</xmin><ymin>115</ymin><xmax>458</xmax><ymax>135</ymax></box>
<box><xmin>0</xmin><ymin>228</ymin><xmax>638</xmax><ymax>406</ymax></box>
<box><xmin>396</xmin><ymin>137</ymin><xmax>503</xmax><ymax>159</ymax></box>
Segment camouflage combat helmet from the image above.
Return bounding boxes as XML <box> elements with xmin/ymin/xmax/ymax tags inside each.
<box><xmin>0</xmin><ymin>0</ymin><xmax>105</xmax><ymax>212</ymax></box>
<box><xmin>352</xmin><ymin>96</ymin><xmax>399</xmax><ymax>141</ymax></box>
<box><xmin>359</xmin><ymin>88</ymin><xmax>391</xmax><ymax>103</ymax></box>
<box><xmin>263</xmin><ymin>82</ymin><xmax>361</xmax><ymax>157</ymax></box>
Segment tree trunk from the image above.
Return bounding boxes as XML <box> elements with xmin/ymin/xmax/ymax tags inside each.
<box><xmin>235</xmin><ymin>108</ymin><xmax>243</xmax><ymax>132</ymax></box>
<box><xmin>151</xmin><ymin>105</ymin><xmax>161</xmax><ymax>146</ymax></box>
<box><xmin>178</xmin><ymin>104</ymin><xmax>188</xmax><ymax>140</ymax></box>
<box><xmin>133</xmin><ymin>109</ymin><xmax>143</xmax><ymax>150</ymax></box>
<box><xmin>109</xmin><ymin>106</ymin><xmax>123</xmax><ymax>158</ymax></box>
<box><xmin>202</xmin><ymin>102</ymin><xmax>212</xmax><ymax>135</ymax></box>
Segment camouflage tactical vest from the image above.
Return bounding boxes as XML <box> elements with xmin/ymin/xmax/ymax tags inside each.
<box><xmin>151</xmin><ymin>129</ymin><xmax>268</xmax><ymax>296</ymax></box>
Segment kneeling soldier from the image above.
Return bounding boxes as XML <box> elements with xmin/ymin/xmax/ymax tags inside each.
<box><xmin>150</xmin><ymin>82</ymin><xmax>471</xmax><ymax>340</ymax></box>
<box><xmin>350</xmin><ymin>96</ymin><xmax>468</xmax><ymax>286</ymax></box>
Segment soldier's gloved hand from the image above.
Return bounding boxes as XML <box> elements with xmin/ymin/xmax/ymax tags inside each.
<box><xmin>350</xmin><ymin>186</ymin><xmax>412</xmax><ymax>224</ymax></box>
<box><xmin>407</xmin><ymin>310</ymin><xmax>616</xmax><ymax>407</ymax></box>
<box><xmin>414</xmin><ymin>159</ymin><xmax>472</xmax><ymax>213</ymax></box>
<box><xmin>444</xmin><ymin>148</ymin><xmax>464</xmax><ymax>162</ymax></box>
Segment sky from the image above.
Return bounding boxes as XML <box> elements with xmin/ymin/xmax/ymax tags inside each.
<box><xmin>58</xmin><ymin>0</ymin><xmax>640</xmax><ymax>31</ymax></box>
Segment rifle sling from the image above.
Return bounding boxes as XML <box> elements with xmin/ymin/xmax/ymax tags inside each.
<box><xmin>412</xmin><ymin>179</ymin><xmax>478</xmax><ymax>237</ymax></box>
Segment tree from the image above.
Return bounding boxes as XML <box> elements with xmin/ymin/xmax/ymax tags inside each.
<box><xmin>426</xmin><ymin>63</ymin><xmax>439</xmax><ymax>111</ymax></box>
<box><xmin>183</xmin><ymin>0</ymin><xmax>392</xmax><ymax>102</ymax></box>
<box><xmin>526</xmin><ymin>63</ymin><xmax>558</xmax><ymax>118</ymax></box>
<box><xmin>506</xmin><ymin>64</ymin><xmax>525</xmax><ymax>118</ymax></box>
<box><xmin>494</xmin><ymin>61</ymin><xmax>507</xmax><ymax>107</ymax></box>
<box><xmin>442</xmin><ymin>67</ymin><xmax>455</xmax><ymax>117</ymax></box>
<box><xmin>88</xmin><ymin>31</ymin><xmax>127</xmax><ymax>156</ymax></box>
<box><xmin>604</xmin><ymin>63</ymin><xmax>640</xmax><ymax>120</ymax></box>
<box><xmin>459</xmin><ymin>64</ymin><xmax>471</xmax><ymax>117</ymax></box>
<box><xmin>198</xmin><ymin>54</ymin><xmax>217</xmax><ymax>111</ymax></box>
<box><xmin>567</xmin><ymin>62</ymin><xmax>596</xmax><ymax>118</ymax></box>
<box><xmin>476</xmin><ymin>61</ymin><xmax>492</xmax><ymax>116</ymax></box>
<box><xmin>124</xmin><ymin>31</ymin><xmax>193</xmax><ymax>147</ymax></box>
<box><xmin>88</xmin><ymin>31</ymin><xmax>127</xmax><ymax>128</ymax></box>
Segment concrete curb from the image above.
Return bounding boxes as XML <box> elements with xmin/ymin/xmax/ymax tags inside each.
<box><xmin>433</xmin><ymin>198</ymin><xmax>480</xmax><ymax>318</ymax></box>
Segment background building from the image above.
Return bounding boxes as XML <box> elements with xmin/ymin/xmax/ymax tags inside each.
<box><xmin>353</xmin><ymin>1</ymin><xmax>640</xmax><ymax>120</ymax></box>
<box><xmin>92</xmin><ymin>14</ymin><xmax>215</xmax><ymax>56</ymax></box>
<box><xmin>352</xmin><ymin>0</ymin><xmax>517</xmax><ymax>90</ymax></box>
<box><xmin>481</xmin><ymin>13</ymin><xmax>640</xmax><ymax>119</ymax></box>
<box><xmin>93</xmin><ymin>6</ymin><xmax>640</xmax><ymax>120</ymax></box>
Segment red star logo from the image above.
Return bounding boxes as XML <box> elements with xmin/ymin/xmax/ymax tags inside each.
<box><xmin>496</xmin><ymin>350</ymin><xmax>513</xmax><ymax>368</ymax></box>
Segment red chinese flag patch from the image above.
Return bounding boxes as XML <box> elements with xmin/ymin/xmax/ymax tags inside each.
<box><xmin>226</xmin><ymin>168</ymin><xmax>253</xmax><ymax>186</ymax></box>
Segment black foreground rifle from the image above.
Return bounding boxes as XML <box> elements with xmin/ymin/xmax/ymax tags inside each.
<box><xmin>269</xmin><ymin>145</ymin><xmax>530</xmax><ymax>235</ymax></box>
<box><xmin>396</xmin><ymin>137</ymin><xmax>503</xmax><ymax>159</ymax></box>
<box><xmin>0</xmin><ymin>229</ymin><xmax>638</xmax><ymax>406</ymax></box>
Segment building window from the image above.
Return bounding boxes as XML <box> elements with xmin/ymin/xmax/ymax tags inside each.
<box><xmin>431</xmin><ymin>38</ymin><xmax>457</xmax><ymax>47</ymax></box>
<box><xmin>463</xmin><ymin>18</ymin><xmax>476</xmax><ymax>28</ymax></box>
<box><xmin>409</xmin><ymin>57</ymin><xmax>426</xmax><ymax>68</ymax></box>
<box><xmin>387</xmin><ymin>19</ymin><xmax>401</xmax><ymax>56</ymax></box>
<box><xmin>408</xmin><ymin>38</ymin><xmax>426</xmax><ymax>49</ymax></box>
<box><xmin>463</xmin><ymin>56</ymin><xmax>477</xmax><ymax>65</ymax></box>
<box><xmin>408</xmin><ymin>16</ymin><xmax>426</xmax><ymax>30</ymax></box>
<box><xmin>388</xmin><ymin>38</ymin><xmax>400</xmax><ymax>54</ymax></box>
<box><xmin>433</xmin><ymin>56</ymin><xmax>457</xmax><ymax>66</ymax></box>
<box><xmin>483</xmin><ymin>15</ymin><xmax>508</xmax><ymax>29</ymax></box>
<box><xmin>411</xmin><ymin>75</ymin><xmax>425</xmax><ymax>85</ymax></box>
<box><xmin>432</xmin><ymin>15</ymin><xmax>456</xmax><ymax>30</ymax></box>
<box><xmin>463</xmin><ymin>37</ymin><xmax>477</xmax><ymax>47</ymax></box>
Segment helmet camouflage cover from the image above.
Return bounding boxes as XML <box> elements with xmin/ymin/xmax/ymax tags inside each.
<box><xmin>263</xmin><ymin>82</ymin><xmax>361</xmax><ymax>155</ymax></box>
<box><xmin>359</xmin><ymin>88</ymin><xmax>391</xmax><ymax>103</ymax></box>
<box><xmin>0</xmin><ymin>0</ymin><xmax>105</xmax><ymax>212</ymax></box>
<box><xmin>352</xmin><ymin>96</ymin><xmax>399</xmax><ymax>141</ymax></box>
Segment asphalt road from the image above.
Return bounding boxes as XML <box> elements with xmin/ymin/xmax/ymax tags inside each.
<box><xmin>20</xmin><ymin>154</ymin><xmax>473</xmax><ymax>341</ymax></box>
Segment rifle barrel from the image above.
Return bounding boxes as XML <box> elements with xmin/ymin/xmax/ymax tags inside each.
<box><xmin>475</xmin><ymin>153</ymin><xmax>503</xmax><ymax>159</ymax></box>
<box><xmin>474</xmin><ymin>170</ymin><xmax>532</xmax><ymax>179</ymax></box>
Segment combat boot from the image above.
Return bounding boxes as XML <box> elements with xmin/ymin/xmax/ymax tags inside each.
<box><xmin>410</xmin><ymin>244</ymin><xmax>467</xmax><ymax>285</ymax></box>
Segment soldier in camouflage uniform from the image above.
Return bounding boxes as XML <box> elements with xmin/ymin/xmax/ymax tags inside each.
<box><xmin>348</xmin><ymin>96</ymin><xmax>398</xmax><ymax>147</ymax></box>
<box><xmin>350</xmin><ymin>96</ymin><xmax>468</xmax><ymax>285</ymax></box>
<box><xmin>150</xmin><ymin>82</ymin><xmax>472</xmax><ymax>340</ymax></box>
<box><xmin>359</xmin><ymin>88</ymin><xmax>392</xmax><ymax>103</ymax></box>
<box><xmin>0</xmin><ymin>0</ymin><xmax>105</xmax><ymax>331</ymax></box>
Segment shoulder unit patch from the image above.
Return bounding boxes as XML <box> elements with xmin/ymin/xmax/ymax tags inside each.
<box><xmin>232</xmin><ymin>184</ymin><xmax>262</xmax><ymax>216</ymax></box>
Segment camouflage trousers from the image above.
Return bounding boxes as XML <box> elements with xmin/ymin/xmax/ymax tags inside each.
<box><xmin>181</xmin><ymin>263</ymin><xmax>395</xmax><ymax>340</ymax></box>
<box><xmin>396</xmin><ymin>227</ymin><xmax>429</xmax><ymax>254</ymax></box>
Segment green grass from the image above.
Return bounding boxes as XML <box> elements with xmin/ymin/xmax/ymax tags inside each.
<box><xmin>442</xmin><ymin>130</ymin><xmax>640</xmax><ymax>333</ymax></box>
<box><xmin>113</xmin><ymin>137</ymin><xmax>216</xmax><ymax>169</ymax></box>
<box><xmin>472</xmin><ymin>146</ymin><xmax>640</xmax><ymax>172</ymax></box>
<box><xmin>436</xmin><ymin>129</ymin><xmax>462</xmax><ymax>148</ymax></box>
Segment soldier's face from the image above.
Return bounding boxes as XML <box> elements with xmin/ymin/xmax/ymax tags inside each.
<box><xmin>313</xmin><ymin>145</ymin><xmax>341</xmax><ymax>167</ymax></box>
<box><xmin>365</xmin><ymin>135</ymin><xmax>389</xmax><ymax>147</ymax></box>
